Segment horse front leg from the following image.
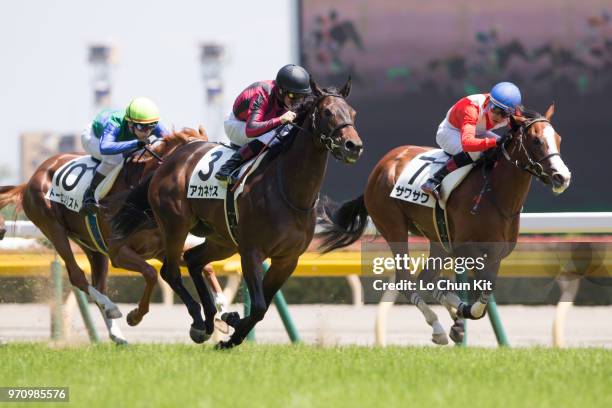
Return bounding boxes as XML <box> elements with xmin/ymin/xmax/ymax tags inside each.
<box><xmin>456</xmin><ymin>260</ymin><xmax>500</xmax><ymax>320</ymax></box>
<box><xmin>216</xmin><ymin>248</ymin><xmax>267</xmax><ymax>349</ymax></box>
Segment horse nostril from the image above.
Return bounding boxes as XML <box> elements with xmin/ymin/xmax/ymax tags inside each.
<box><xmin>345</xmin><ymin>140</ymin><xmax>363</xmax><ymax>153</ymax></box>
<box><xmin>552</xmin><ymin>173</ymin><xmax>565</xmax><ymax>186</ymax></box>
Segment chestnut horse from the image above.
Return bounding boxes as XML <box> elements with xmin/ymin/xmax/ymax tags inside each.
<box><xmin>111</xmin><ymin>78</ymin><xmax>363</xmax><ymax>348</ymax></box>
<box><xmin>318</xmin><ymin>105</ymin><xmax>571</xmax><ymax>345</ymax></box>
<box><xmin>0</xmin><ymin>128</ymin><xmax>213</xmax><ymax>344</ymax></box>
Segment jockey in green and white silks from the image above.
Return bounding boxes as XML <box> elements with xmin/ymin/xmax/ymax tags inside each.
<box><xmin>80</xmin><ymin>97</ymin><xmax>169</xmax><ymax>215</ymax></box>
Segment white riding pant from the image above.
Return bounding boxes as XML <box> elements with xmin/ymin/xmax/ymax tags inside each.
<box><xmin>224</xmin><ymin>112</ymin><xmax>283</xmax><ymax>147</ymax></box>
<box><xmin>435</xmin><ymin>122</ymin><xmax>499</xmax><ymax>161</ymax></box>
<box><xmin>81</xmin><ymin>123</ymin><xmax>123</xmax><ymax>176</ymax></box>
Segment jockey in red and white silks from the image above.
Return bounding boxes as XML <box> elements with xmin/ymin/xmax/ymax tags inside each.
<box><xmin>421</xmin><ymin>82</ymin><xmax>522</xmax><ymax>200</ymax></box>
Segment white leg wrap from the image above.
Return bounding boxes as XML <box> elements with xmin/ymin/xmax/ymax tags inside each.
<box><xmin>470</xmin><ymin>301</ymin><xmax>487</xmax><ymax>319</ymax></box>
<box><xmin>214</xmin><ymin>293</ymin><xmax>228</xmax><ymax>314</ymax></box>
<box><xmin>102</xmin><ymin>315</ymin><xmax>128</xmax><ymax>345</ymax></box>
<box><xmin>88</xmin><ymin>285</ymin><xmax>122</xmax><ymax>319</ymax></box>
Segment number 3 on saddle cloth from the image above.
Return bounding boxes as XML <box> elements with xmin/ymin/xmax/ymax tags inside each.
<box><xmin>187</xmin><ymin>144</ymin><xmax>270</xmax><ymax>246</ymax></box>
<box><xmin>390</xmin><ymin>149</ymin><xmax>476</xmax><ymax>251</ymax></box>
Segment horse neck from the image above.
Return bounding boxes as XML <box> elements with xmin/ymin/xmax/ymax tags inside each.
<box><xmin>121</xmin><ymin>139</ymin><xmax>184</xmax><ymax>187</ymax></box>
<box><xmin>278</xmin><ymin>119</ymin><xmax>328</xmax><ymax>210</ymax></box>
<box><xmin>490</xmin><ymin>142</ymin><xmax>533</xmax><ymax>217</ymax></box>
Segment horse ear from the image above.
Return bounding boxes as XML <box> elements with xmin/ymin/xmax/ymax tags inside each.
<box><xmin>545</xmin><ymin>103</ymin><xmax>555</xmax><ymax>120</ymax></box>
<box><xmin>198</xmin><ymin>125</ymin><xmax>209</xmax><ymax>141</ymax></box>
<box><xmin>510</xmin><ymin>114</ymin><xmax>527</xmax><ymax>129</ymax></box>
<box><xmin>340</xmin><ymin>76</ymin><xmax>352</xmax><ymax>98</ymax></box>
<box><xmin>310</xmin><ymin>77</ymin><xmax>323</xmax><ymax>97</ymax></box>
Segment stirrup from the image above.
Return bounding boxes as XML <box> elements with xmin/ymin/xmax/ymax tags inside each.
<box><xmin>421</xmin><ymin>180</ymin><xmax>441</xmax><ymax>200</ymax></box>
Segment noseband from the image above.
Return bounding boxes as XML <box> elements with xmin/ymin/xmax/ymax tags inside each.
<box><xmin>500</xmin><ymin>117</ymin><xmax>561</xmax><ymax>181</ymax></box>
<box><xmin>310</xmin><ymin>95</ymin><xmax>356</xmax><ymax>153</ymax></box>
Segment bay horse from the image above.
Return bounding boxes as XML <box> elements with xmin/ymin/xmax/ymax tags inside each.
<box><xmin>318</xmin><ymin>105</ymin><xmax>571</xmax><ymax>345</ymax></box>
<box><xmin>0</xmin><ymin>128</ymin><xmax>216</xmax><ymax>344</ymax></box>
<box><xmin>111</xmin><ymin>78</ymin><xmax>363</xmax><ymax>348</ymax></box>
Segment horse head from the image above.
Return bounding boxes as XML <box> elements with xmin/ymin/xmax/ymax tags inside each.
<box><xmin>301</xmin><ymin>77</ymin><xmax>363</xmax><ymax>164</ymax></box>
<box><xmin>503</xmin><ymin>104</ymin><xmax>571</xmax><ymax>194</ymax></box>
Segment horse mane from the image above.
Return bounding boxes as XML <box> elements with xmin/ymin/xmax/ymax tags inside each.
<box><xmin>105</xmin><ymin>126</ymin><xmax>209</xmax><ymax>235</ymax></box>
<box><xmin>518</xmin><ymin>107</ymin><xmax>542</xmax><ymax>120</ymax></box>
<box><xmin>292</xmin><ymin>87</ymin><xmax>343</xmax><ymax>123</ymax></box>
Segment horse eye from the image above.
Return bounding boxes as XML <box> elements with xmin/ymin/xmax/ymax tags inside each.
<box><xmin>324</xmin><ymin>108</ymin><xmax>332</xmax><ymax>117</ymax></box>
<box><xmin>533</xmin><ymin>138</ymin><xmax>543</xmax><ymax>146</ymax></box>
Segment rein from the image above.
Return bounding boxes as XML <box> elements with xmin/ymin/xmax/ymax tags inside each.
<box><xmin>292</xmin><ymin>95</ymin><xmax>356</xmax><ymax>155</ymax></box>
<box><xmin>272</xmin><ymin>93</ymin><xmax>354</xmax><ymax>213</ymax></box>
<box><xmin>122</xmin><ymin>139</ymin><xmax>168</xmax><ymax>188</ymax></box>
<box><xmin>471</xmin><ymin>116</ymin><xmax>560</xmax><ymax>217</ymax></box>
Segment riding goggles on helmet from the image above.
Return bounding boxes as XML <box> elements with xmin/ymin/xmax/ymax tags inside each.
<box><xmin>133</xmin><ymin>122</ymin><xmax>158</xmax><ymax>131</ymax></box>
<box><xmin>285</xmin><ymin>91</ymin><xmax>306</xmax><ymax>101</ymax></box>
<box><xmin>490</xmin><ymin>104</ymin><xmax>512</xmax><ymax>118</ymax></box>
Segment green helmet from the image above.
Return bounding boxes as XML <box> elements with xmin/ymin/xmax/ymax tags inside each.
<box><xmin>125</xmin><ymin>97</ymin><xmax>160</xmax><ymax>124</ymax></box>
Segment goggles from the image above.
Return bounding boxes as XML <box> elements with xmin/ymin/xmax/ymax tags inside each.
<box><xmin>132</xmin><ymin>122</ymin><xmax>158</xmax><ymax>131</ymax></box>
<box><xmin>285</xmin><ymin>92</ymin><xmax>306</xmax><ymax>101</ymax></box>
<box><xmin>490</xmin><ymin>104</ymin><xmax>511</xmax><ymax>118</ymax></box>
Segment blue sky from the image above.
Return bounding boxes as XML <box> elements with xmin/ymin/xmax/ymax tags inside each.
<box><xmin>0</xmin><ymin>0</ymin><xmax>298</xmax><ymax>183</ymax></box>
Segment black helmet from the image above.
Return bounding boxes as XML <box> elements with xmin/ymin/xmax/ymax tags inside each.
<box><xmin>276</xmin><ymin>64</ymin><xmax>312</xmax><ymax>94</ymax></box>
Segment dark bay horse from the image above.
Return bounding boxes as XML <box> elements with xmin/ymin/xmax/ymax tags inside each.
<box><xmin>318</xmin><ymin>105</ymin><xmax>571</xmax><ymax>345</ymax></box>
<box><xmin>112</xmin><ymin>78</ymin><xmax>363</xmax><ymax>348</ymax></box>
<box><xmin>0</xmin><ymin>128</ymin><xmax>210</xmax><ymax>344</ymax></box>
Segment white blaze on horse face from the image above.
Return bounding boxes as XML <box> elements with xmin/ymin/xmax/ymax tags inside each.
<box><xmin>543</xmin><ymin>125</ymin><xmax>571</xmax><ymax>193</ymax></box>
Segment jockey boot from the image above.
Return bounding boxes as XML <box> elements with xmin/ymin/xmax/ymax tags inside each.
<box><xmin>80</xmin><ymin>171</ymin><xmax>105</xmax><ymax>216</ymax></box>
<box><xmin>215</xmin><ymin>139</ymin><xmax>266</xmax><ymax>184</ymax></box>
<box><xmin>421</xmin><ymin>152</ymin><xmax>473</xmax><ymax>201</ymax></box>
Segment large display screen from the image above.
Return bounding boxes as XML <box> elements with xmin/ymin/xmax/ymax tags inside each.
<box><xmin>301</xmin><ymin>0</ymin><xmax>612</xmax><ymax>210</ymax></box>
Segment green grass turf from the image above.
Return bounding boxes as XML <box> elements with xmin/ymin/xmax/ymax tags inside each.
<box><xmin>0</xmin><ymin>343</ymin><xmax>610</xmax><ymax>408</ymax></box>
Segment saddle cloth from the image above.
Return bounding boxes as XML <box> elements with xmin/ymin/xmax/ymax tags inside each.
<box><xmin>187</xmin><ymin>144</ymin><xmax>268</xmax><ymax>200</ymax></box>
<box><xmin>46</xmin><ymin>156</ymin><xmax>123</xmax><ymax>213</ymax></box>
<box><xmin>390</xmin><ymin>149</ymin><xmax>474</xmax><ymax>210</ymax></box>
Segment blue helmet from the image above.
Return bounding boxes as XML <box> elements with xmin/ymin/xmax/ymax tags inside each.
<box><xmin>489</xmin><ymin>82</ymin><xmax>522</xmax><ymax>113</ymax></box>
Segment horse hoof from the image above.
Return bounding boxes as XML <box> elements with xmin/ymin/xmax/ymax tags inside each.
<box><xmin>189</xmin><ymin>325</ymin><xmax>211</xmax><ymax>344</ymax></box>
<box><xmin>105</xmin><ymin>306</ymin><xmax>123</xmax><ymax>320</ymax></box>
<box><xmin>110</xmin><ymin>335</ymin><xmax>129</xmax><ymax>346</ymax></box>
<box><xmin>431</xmin><ymin>332</ymin><xmax>449</xmax><ymax>345</ymax></box>
<box><xmin>449</xmin><ymin>327</ymin><xmax>464</xmax><ymax>344</ymax></box>
<box><xmin>126</xmin><ymin>309</ymin><xmax>143</xmax><ymax>326</ymax></box>
<box><xmin>221</xmin><ymin>311</ymin><xmax>241</xmax><ymax>329</ymax></box>
<box><xmin>449</xmin><ymin>319</ymin><xmax>465</xmax><ymax>344</ymax></box>
<box><xmin>215</xmin><ymin>340</ymin><xmax>235</xmax><ymax>350</ymax></box>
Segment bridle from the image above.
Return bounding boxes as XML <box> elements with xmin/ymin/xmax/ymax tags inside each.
<box><xmin>276</xmin><ymin>93</ymin><xmax>357</xmax><ymax>213</ymax></box>
<box><xmin>292</xmin><ymin>94</ymin><xmax>356</xmax><ymax>157</ymax></box>
<box><xmin>499</xmin><ymin>117</ymin><xmax>561</xmax><ymax>182</ymax></box>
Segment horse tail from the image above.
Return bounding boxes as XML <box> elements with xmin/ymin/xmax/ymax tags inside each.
<box><xmin>316</xmin><ymin>194</ymin><xmax>369</xmax><ymax>253</ymax></box>
<box><xmin>0</xmin><ymin>184</ymin><xmax>26</xmax><ymax>213</ymax></box>
<box><xmin>110</xmin><ymin>174</ymin><xmax>156</xmax><ymax>240</ymax></box>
